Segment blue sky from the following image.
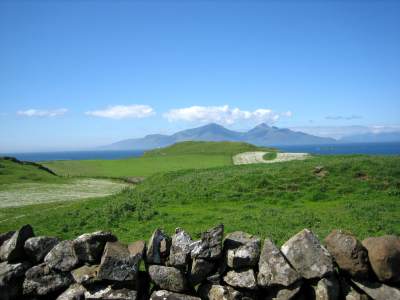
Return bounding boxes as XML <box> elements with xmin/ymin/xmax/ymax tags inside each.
<box><xmin>1</xmin><ymin>0</ymin><xmax>399</xmax><ymax>152</ymax></box>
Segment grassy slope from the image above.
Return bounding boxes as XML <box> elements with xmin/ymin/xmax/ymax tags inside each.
<box><xmin>2</xmin><ymin>155</ymin><xmax>399</xmax><ymax>245</ymax></box>
<box><xmin>0</xmin><ymin>157</ymin><xmax>68</xmax><ymax>187</ymax></box>
<box><xmin>42</xmin><ymin>141</ymin><xmax>269</xmax><ymax>178</ymax></box>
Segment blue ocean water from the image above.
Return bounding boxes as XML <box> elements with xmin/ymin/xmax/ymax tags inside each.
<box><xmin>1</xmin><ymin>142</ymin><xmax>399</xmax><ymax>162</ymax></box>
<box><xmin>277</xmin><ymin>142</ymin><xmax>400</xmax><ymax>155</ymax></box>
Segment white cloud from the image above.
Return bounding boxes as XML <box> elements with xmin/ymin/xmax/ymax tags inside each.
<box><xmin>164</xmin><ymin>105</ymin><xmax>291</xmax><ymax>125</ymax></box>
<box><xmin>17</xmin><ymin>108</ymin><xmax>68</xmax><ymax>117</ymax></box>
<box><xmin>85</xmin><ymin>105</ymin><xmax>155</xmax><ymax>119</ymax></box>
<box><xmin>290</xmin><ymin>125</ymin><xmax>400</xmax><ymax>139</ymax></box>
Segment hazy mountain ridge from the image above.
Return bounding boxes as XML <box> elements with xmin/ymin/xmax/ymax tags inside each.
<box><xmin>101</xmin><ymin>123</ymin><xmax>336</xmax><ymax>150</ymax></box>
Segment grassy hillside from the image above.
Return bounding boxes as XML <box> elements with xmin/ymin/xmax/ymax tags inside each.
<box><xmin>0</xmin><ymin>157</ymin><xmax>67</xmax><ymax>186</ymax></box>
<box><xmin>42</xmin><ymin>141</ymin><xmax>269</xmax><ymax>178</ymax></box>
<box><xmin>144</xmin><ymin>141</ymin><xmax>272</xmax><ymax>157</ymax></box>
<box><xmin>2</xmin><ymin>155</ymin><xmax>399</xmax><ymax>245</ymax></box>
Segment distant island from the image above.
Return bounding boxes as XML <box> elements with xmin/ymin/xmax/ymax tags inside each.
<box><xmin>100</xmin><ymin>123</ymin><xmax>336</xmax><ymax>150</ymax></box>
<box><xmin>101</xmin><ymin>123</ymin><xmax>400</xmax><ymax>151</ymax></box>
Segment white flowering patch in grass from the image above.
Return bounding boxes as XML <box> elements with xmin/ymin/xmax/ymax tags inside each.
<box><xmin>0</xmin><ymin>178</ymin><xmax>128</xmax><ymax>208</ymax></box>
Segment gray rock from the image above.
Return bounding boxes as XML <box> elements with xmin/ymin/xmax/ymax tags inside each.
<box><xmin>0</xmin><ymin>224</ymin><xmax>34</xmax><ymax>262</ymax></box>
<box><xmin>44</xmin><ymin>240</ymin><xmax>79</xmax><ymax>272</ymax></box>
<box><xmin>340</xmin><ymin>279</ymin><xmax>369</xmax><ymax>300</ymax></box>
<box><xmin>198</xmin><ymin>284</ymin><xmax>243</xmax><ymax>300</ymax></box>
<box><xmin>324</xmin><ymin>230</ymin><xmax>370</xmax><ymax>279</ymax></box>
<box><xmin>150</xmin><ymin>290</ymin><xmax>201</xmax><ymax>300</ymax></box>
<box><xmin>23</xmin><ymin>263</ymin><xmax>73</xmax><ymax>296</ymax></box>
<box><xmin>281</xmin><ymin>229</ymin><xmax>334</xmax><ymax>279</ymax></box>
<box><xmin>148</xmin><ymin>265</ymin><xmax>188</xmax><ymax>293</ymax></box>
<box><xmin>352</xmin><ymin>279</ymin><xmax>400</xmax><ymax>300</ymax></box>
<box><xmin>224</xmin><ymin>231</ymin><xmax>261</xmax><ymax>269</ymax></box>
<box><xmin>85</xmin><ymin>285</ymin><xmax>138</xmax><ymax>299</ymax></box>
<box><xmin>169</xmin><ymin>228</ymin><xmax>193</xmax><ymax>269</ymax></box>
<box><xmin>189</xmin><ymin>258</ymin><xmax>215</xmax><ymax>285</ymax></box>
<box><xmin>24</xmin><ymin>236</ymin><xmax>60</xmax><ymax>263</ymax></box>
<box><xmin>0</xmin><ymin>261</ymin><xmax>30</xmax><ymax>300</ymax></box>
<box><xmin>98</xmin><ymin>241</ymin><xmax>140</xmax><ymax>282</ymax></box>
<box><xmin>263</xmin><ymin>281</ymin><xmax>303</xmax><ymax>300</ymax></box>
<box><xmin>314</xmin><ymin>276</ymin><xmax>340</xmax><ymax>300</ymax></box>
<box><xmin>73</xmin><ymin>231</ymin><xmax>117</xmax><ymax>264</ymax></box>
<box><xmin>0</xmin><ymin>231</ymin><xmax>14</xmax><ymax>248</ymax></box>
<box><xmin>191</xmin><ymin>224</ymin><xmax>224</xmax><ymax>260</ymax></box>
<box><xmin>223</xmin><ymin>269</ymin><xmax>257</xmax><ymax>290</ymax></box>
<box><xmin>71</xmin><ymin>264</ymin><xmax>100</xmax><ymax>285</ymax></box>
<box><xmin>146</xmin><ymin>229</ymin><xmax>171</xmax><ymax>265</ymax></box>
<box><xmin>362</xmin><ymin>235</ymin><xmax>400</xmax><ymax>282</ymax></box>
<box><xmin>258</xmin><ymin>239</ymin><xmax>300</xmax><ymax>287</ymax></box>
<box><xmin>56</xmin><ymin>283</ymin><xmax>86</xmax><ymax>300</ymax></box>
<box><xmin>128</xmin><ymin>240</ymin><xmax>146</xmax><ymax>260</ymax></box>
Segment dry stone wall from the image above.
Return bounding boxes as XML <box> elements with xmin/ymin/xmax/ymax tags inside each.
<box><xmin>1</xmin><ymin>224</ymin><xmax>400</xmax><ymax>300</ymax></box>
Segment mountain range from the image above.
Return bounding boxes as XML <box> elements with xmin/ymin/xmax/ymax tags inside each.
<box><xmin>101</xmin><ymin>123</ymin><xmax>337</xmax><ymax>150</ymax></box>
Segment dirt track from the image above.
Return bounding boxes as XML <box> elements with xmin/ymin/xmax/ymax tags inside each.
<box><xmin>232</xmin><ymin>151</ymin><xmax>309</xmax><ymax>165</ymax></box>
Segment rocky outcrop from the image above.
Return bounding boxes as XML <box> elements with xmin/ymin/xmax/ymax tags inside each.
<box><xmin>0</xmin><ymin>224</ymin><xmax>399</xmax><ymax>299</ymax></box>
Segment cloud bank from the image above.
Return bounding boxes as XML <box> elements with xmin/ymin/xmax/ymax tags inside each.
<box><xmin>85</xmin><ymin>105</ymin><xmax>154</xmax><ymax>119</ymax></box>
<box><xmin>164</xmin><ymin>105</ymin><xmax>291</xmax><ymax>125</ymax></box>
<box><xmin>17</xmin><ymin>108</ymin><xmax>68</xmax><ymax>117</ymax></box>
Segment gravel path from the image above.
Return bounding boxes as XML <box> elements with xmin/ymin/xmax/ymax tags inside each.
<box><xmin>232</xmin><ymin>151</ymin><xmax>309</xmax><ymax>165</ymax></box>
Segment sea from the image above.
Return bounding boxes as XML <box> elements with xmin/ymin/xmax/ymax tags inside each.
<box><xmin>1</xmin><ymin>142</ymin><xmax>400</xmax><ymax>162</ymax></box>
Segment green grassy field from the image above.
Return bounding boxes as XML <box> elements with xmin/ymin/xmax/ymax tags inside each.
<box><xmin>42</xmin><ymin>141</ymin><xmax>270</xmax><ymax>178</ymax></box>
<box><xmin>2</xmin><ymin>153</ymin><xmax>399</xmax><ymax>245</ymax></box>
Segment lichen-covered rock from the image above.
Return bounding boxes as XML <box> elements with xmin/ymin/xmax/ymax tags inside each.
<box><xmin>189</xmin><ymin>258</ymin><xmax>215</xmax><ymax>285</ymax></box>
<box><xmin>169</xmin><ymin>228</ymin><xmax>193</xmax><ymax>269</ymax></box>
<box><xmin>224</xmin><ymin>231</ymin><xmax>261</xmax><ymax>269</ymax></box>
<box><xmin>314</xmin><ymin>276</ymin><xmax>340</xmax><ymax>300</ymax></box>
<box><xmin>263</xmin><ymin>281</ymin><xmax>303</xmax><ymax>300</ymax></box>
<box><xmin>56</xmin><ymin>283</ymin><xmax>86</xmax><ymax>300</ymax></box>
<box><xmin>148</xmin><ymin>265</ymin><xmax>188</xmax><ymax>293</ymax></box>
<box><xmin>0</xmin><ymin>231</ymin><xmax>15</xmax><ymax>248</ymax></box>
<box><xmin>71</xmin><ymin>264</ymin><xmax>100</xmax><ymax>285</ymax></box>
<box><xmin>281</xmin><ymin>229</ymin><xmax>334</xmax><ymax>279</ymax></box>
<box><xmin>85</xmin><ymin>285</ymin><xmax>137</xmax><ymax>300</ymax></box>
<box><xmin>223</xmin><ymin>269</ymin><xmax>257</xmax><ymax>290</ymax></box>
<box><xmin>97</xmin><ymin>241</ymin><xmax>140</xmax><ymax>282</ymax></box>
<box><xmin>352</xmin><ymin>279</ymin><xmax>400</xmax><ymax>300</ymax></box>
<box><xmin>0</xmin><ymin>261</ymin><xmax>30</xmax><ymax>300</ymax></box>
<box><xmin>73</xmin><ymin>231</ymin><xmax>117</xmax><ymax>264</ymax></box>
<box><xmin>198</xmin><ymin>284</ymin><xmax>243</xmax><ymax>300</ymax></box>
<box><xmin>128</xmin><ymin>240</ymin><xmax>146</xmax><ymax>260</ymax></box>
<box><xmin>0</xmin><ymin>224</ymin><xmax>34</xmax><ymax>262</ymax></box>
<box><xmin>23</xmin><ymin>263</ymin><xmax>73</xmax><ymax>296</ymax></box>
<box><xmin>146</xmin><ymin>229</ymin><xmax>171</xmax><ymax>265</ymax></box>
<box><xmin>324</xmin><ymin>230</ymin><xmax>370</xmax><ymax>279</ymax></box>
<box><xmin>150</xmin><ymin>290</ymin><xmax>201</xmax><ymax>300</ymax></box>
<box><xmin>258</xmin><ymin>239</ymin><xmax>300</xmax><ymax>288</ymax></box>
<box><xmin>191</xmin><ymin>224</ymin><xmax>224</xmax><ymax>260</ymax></box>
<box><xmin>44</xmin><ymin>240</ymin><xmax>79</xmax><ymax>272</ymax></box>
<box><xmin>24</xmin><ymin>236</ymin><xmax>59</xmax><ymax>264</ymax></box>
<box><xmin>362</xmin><ymin>235</ymin><xmax>400</xmax><ymax>282</ymax></box>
